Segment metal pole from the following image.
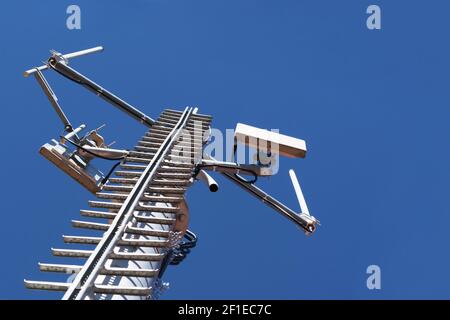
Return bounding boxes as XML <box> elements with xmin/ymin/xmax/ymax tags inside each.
<box><xmin>222</xmin><ymin>171</ymin><xmax>313</xmax><ymax>232</ymax></box>
<box><xmin>48</xmin><ymin>58</ymin><xmax>155</xmax><ymax>127</ymax></box>
<box><xmin>34</xmin><ymin>69</ymin><xmax>73</xmax><ymax>131</ymax></box>
<box><xmin>204</xmin><ymin>156</ymin><xmax>315</xmax><ymax>233</ymax></box>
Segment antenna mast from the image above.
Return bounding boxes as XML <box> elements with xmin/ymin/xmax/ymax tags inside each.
<box><xmin>24</xmin><ymin>47</ymin><xmax>319</xmax><ymax>299</ymax></box>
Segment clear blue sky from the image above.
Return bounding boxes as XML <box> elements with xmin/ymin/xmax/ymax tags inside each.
<box><xmin>1</xmin><ymin>0</ymin><xmax>449</xmax><ymax>299</ymax></box>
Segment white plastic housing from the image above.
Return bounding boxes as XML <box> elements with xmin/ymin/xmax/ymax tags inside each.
<box><xmin>234</xmin><ymin>123</ymin><xmax>307</xmax><ymax>158</ymax></box>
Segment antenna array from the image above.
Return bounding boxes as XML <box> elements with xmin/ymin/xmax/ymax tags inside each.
<box><xmin>23</xmin><ymin>47</ymin><xmax>319</xmax><ymax>299</ymax></box>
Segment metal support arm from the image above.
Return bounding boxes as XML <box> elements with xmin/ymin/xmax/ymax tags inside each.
<box><xmin>24</xmin><ymin>46</ymin><xmax>155</xmax><ymax>128</ymax></box>
<box><xmin>47</xmin><ymin>57</ymin><xmax>155</xmax><ymax>127</ymax></box>
<box><xmin>222</xmin><ymin>172</ymin><xmax>316</xmax><ymax>234</ymax></box>
<box><xmin>34</xmin><ymin>69</ymin><xmax>74</xmax><ymax>133</ymax></box>
<box><xmin>203</xmin><ymin>156</ymin><xmax>316</xmax><ymax>234</ymax></box>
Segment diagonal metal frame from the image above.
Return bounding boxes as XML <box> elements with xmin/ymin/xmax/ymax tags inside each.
<box><xmin>63</xmin><ymin>107</ymin><xmax>193</xmax><ymax>300</ymax></box>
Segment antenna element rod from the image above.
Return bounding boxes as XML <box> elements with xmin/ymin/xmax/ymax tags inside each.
<box><xmin>24</xmin><ymin>46</ymin><xmax>104</xmax><ymax>77</ymax></box>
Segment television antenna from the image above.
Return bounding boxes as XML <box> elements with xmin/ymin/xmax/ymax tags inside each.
<box><xmin>23</xmin><ymin>47</ymin><xmax>319</xmax><ymax>300</ymax></box>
